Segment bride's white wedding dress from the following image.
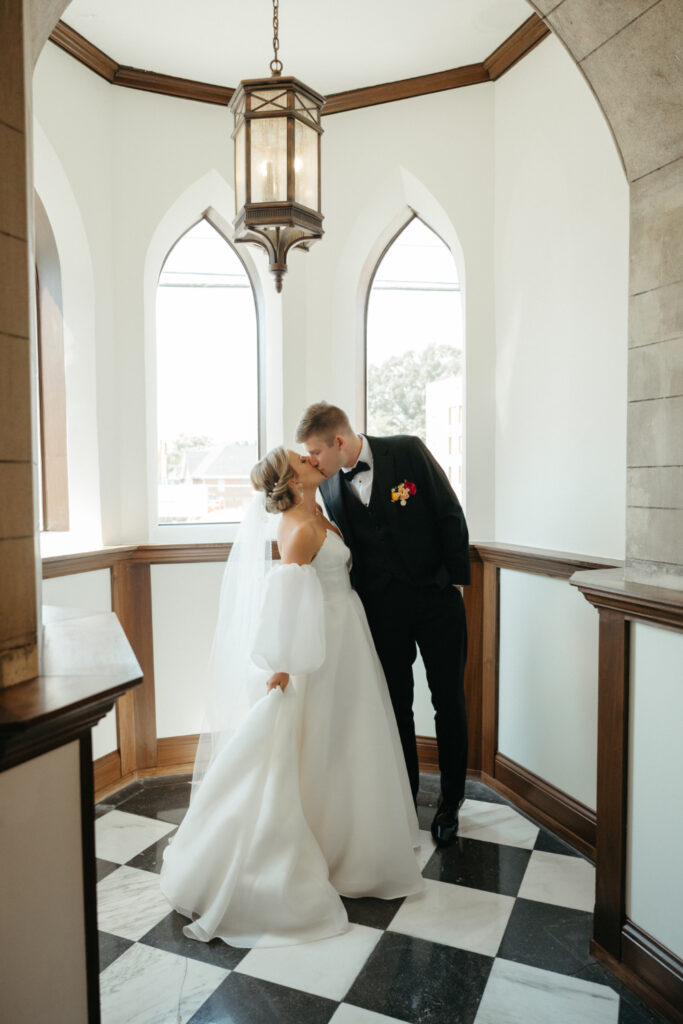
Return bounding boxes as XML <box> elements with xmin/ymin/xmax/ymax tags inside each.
<box><xmin>160</xmin><ymin>529</ymin><xmax>424</xmax><ymax>948</ymax></box>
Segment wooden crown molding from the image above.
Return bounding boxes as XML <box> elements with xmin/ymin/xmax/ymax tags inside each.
<box><xmin>49</xmin><ymin>20</ymin><xmax>116</xmax><ymax>82</ymax></box>
<box><xmin>49</xmin><ymin>15</ymin><xmax>549</xmax><ymax>113</ymax></box>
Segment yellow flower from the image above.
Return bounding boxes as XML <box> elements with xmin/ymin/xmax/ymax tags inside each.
<box><xmin>391</xmin><ymin>491</ymin><xmax>399</xmax><ymax>501</ymax></box>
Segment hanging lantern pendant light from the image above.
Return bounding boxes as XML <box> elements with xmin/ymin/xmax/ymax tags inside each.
<box><xmin>230</xmin><ymin>0</ymin><xmax>325</xmax><ymax>292</ymax></box>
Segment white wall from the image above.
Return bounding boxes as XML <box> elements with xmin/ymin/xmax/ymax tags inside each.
<box><xmin>627</xmin><ymin>623</ymin><xmax>683</xmax><ymax>959</ymax></box>
<box><xmin>33</xmin><ymin>37</ymin><xmax>630</xmax><ymax>780</ymax></box>
<box><xmin>0</xmin><ymin>742</ymin><xmax>88</xmax><ymax>1024</ymax></box>
<box><xmin>494</xmin><ymin>34</ymin><xmax>628</xmax><ymax>559</ymax></box>
<box><xmin>42</xmin><ymin>569</ymin><xmax>117</xmax><ymax>758</ymax></box>
<box><xmin>498</xmin><ymin>569</ymin><xmax>599</xmax><ymax>808</ymax></box>
<box><xmin>151</xmin><ymin>562</ymin><xmax>225</xmax><ymax>738</ymax></box>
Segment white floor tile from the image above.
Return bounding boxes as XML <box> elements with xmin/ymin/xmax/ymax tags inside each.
<box><xmin>458</xmin><ymin>800</ymin><xmax>539</xmax><ymax>849</ymax></box>
<box><xmin>97</xmin><ymin>865</ymin><xmax>173</xmax><ymax>940</ymax></box>
<box><xmin>96</xmin><ymin>809</ymin><xmax>175</xmax><ymax>864</ymax></box>
<box><xmin>388</xmin><ymin>877</ymin><xmax>514</xmax><ymax>957</ymax></box>
<box><xmin>416</xmin><ymin>829</ymin><xmax>436</xmax><ymax>871</ymax></box>
<box><xmin>331</xmin><ymin>1004</ymin><xmax>409</xmax><ymax>1023</ymax></box>
<box><xmin>100</xmin><ymin>942</ymin><xmax>228</xmax><ymax>1024</ymax></box>
<box><xmin>235</xmin><ymin>923</ymin><xmax>382</xmax><ymax>1001</ymax></box>
<box><xmin>517</xmin><ymin>850</ymin><xmax>596</xmax><ymax>912</ymax></box>
<box><xmin>474</xmin><ymin>958</ymin><xmax>619</xmax><ymax>1024</ymax></box>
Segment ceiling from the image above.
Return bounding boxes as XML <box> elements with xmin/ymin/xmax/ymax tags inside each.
<box><xmin>61</xmin><ymin>0</ymin><xmax>534</xmax><ymax>96</ymax></box>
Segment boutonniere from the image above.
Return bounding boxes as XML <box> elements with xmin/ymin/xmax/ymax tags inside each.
<box><xmin>391</xmin><ymin>480</ymin><xmax>417</xmax><ymax>506</ymax></box>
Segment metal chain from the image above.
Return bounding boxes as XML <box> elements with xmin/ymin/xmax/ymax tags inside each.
<box><xmin>270</xmin><ymin>0</ymin><xmax>283</xmax><ymax>75</ymax></box>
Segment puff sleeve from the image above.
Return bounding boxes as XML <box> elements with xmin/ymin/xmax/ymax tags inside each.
<box><xmin>251</xmin><ymin>564</ymin><xmax>326</xmax><ymax>676</ymax></box>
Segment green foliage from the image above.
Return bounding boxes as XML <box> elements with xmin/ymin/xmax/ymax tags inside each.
<box><xmin>367</xmin><ymin>343</ymin><xmax>462</xmax><ymax>437</ymax></box>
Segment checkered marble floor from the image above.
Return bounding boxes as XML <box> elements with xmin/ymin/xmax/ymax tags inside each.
<box><xmin>95</xmin><ymin>775</ymin><xmax>667</xmax><ymax>1024</ymax></box>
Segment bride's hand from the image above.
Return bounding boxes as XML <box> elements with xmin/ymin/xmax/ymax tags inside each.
<box><xmin>266</xmin><ymin>672</ymin><xmax>289</xmax><ymax>693</ymax></box>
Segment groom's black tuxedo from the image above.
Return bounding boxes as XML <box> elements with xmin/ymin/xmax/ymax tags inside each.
<box><xmin>319</xmin><ymin>435</ymin><xmax>470</xmax><ymax>594</ymax></box>
<box><xmin>319</xmin><ymin>434</ymin><xmax>470</xmax><ymax>807</ymax></box>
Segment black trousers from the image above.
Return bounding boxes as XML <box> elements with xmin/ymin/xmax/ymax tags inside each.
<box><xmin>361</xmin><ymin>582</ymin><xmax>468</xmax><ymax>807</ymax></box>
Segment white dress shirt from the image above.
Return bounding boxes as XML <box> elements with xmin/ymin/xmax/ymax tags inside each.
<box><xmin>343</xmin><ymin>435</ymin><xmax>374</xmax><ymax>507</ymax></box>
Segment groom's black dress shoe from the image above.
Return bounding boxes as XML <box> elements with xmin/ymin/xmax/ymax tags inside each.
<box><xmin>431</xmin><ymin>800</ymin><xmax>463</xmax><ymax>847</ymax></box>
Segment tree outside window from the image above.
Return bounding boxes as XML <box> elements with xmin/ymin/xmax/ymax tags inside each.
<box><xmin>366</xmin><ymin>218</ymin><xmax>463</xmax><ymax>499</ymax></box>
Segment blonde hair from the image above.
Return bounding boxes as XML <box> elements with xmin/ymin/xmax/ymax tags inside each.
<box><xmin>251</xmin><ymin>446</ymin><xmax>298</xmax><ymax>514</ymax></box>
<box><xmin>295</xmin><ymin>402</ymin><xmax>352</xmax><ymax>445</ymax></box>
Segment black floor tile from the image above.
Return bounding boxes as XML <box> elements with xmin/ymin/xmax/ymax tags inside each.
<box><xmin>140</xmin><ymin>910</ymin><xmax>248</xmax><ymax>970</ymax></box>
<box><xmin>99</xmin><ymin>931</ymin><xmax>133</xmax><ymax>972</ymax></box>
<box><xmin>341</xmin><ymin>894</ymin><xmax>404</xmax><ymax>930</ymax></box>
<box><xmin>497</xmin><ymin>897</ymin><xmax>594</xmax><ymax>976</ymax></box>
<box><xmin>464</xmin><ymin>780</ymin><xmax>511</xmax><ymax>806</ymax></box>
<box><xmin>534</xmin><ymin>827</ymin><xmax>584</xmax><ymax>859</ymax></box>
<box><xmin>126</xmin><ymin>830</ymin><xmax>176</xmax><ymax>873</ymax></box>
<box><xmin>97</xmin><ymin>781</ymin><xmax>145</xmax><ymax>812</ymax></box>
<box><xmin>116</xmin><ymin>779</ymin><xmax>191</xmax><ymax>826</ymax></box>
<box><xmin>188</xmin><ymin>971</ymin><xmax>337</xmax><ymax>1024</ymax></box>
<box><xmin>96</xmin><ymin>857</ymin><xmax>120</xmax><ymax>882</ymax></box>
<box><xmin>345</xmin><ymin>931</ymin><xmax>493</xmax><ymax>1024</ymax></box>
<box><xmin>422</xmin><ymin>835</ymin><xmax>531</xmax><ymax>897</ymax></box>
<box><xmin>572</xmin><ymin>963</ymin><xmax>672</xmax><ymax>1024</ymax></box>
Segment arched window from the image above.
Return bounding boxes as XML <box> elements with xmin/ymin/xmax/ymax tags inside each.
<box><xmin>156</xmin><ymin>219</ymin><xmax>259</xmax><ymax>524</ymax></box>
<box><xmin>366</xmin><ymin>217</ymin><xmax>463</xmax><ymax>497</ymax></box>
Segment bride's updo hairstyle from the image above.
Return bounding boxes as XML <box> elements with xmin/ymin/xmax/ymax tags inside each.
<box><xmin>251</xmin><ymin>446</ymin><xmax>298</xmax><ymax>514</ymax></box>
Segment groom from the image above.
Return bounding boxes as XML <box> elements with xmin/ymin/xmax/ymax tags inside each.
<box><xmin>296</xmin><ymin>402</ymin><xmax>470</xmax><ymax>846</ymax></box>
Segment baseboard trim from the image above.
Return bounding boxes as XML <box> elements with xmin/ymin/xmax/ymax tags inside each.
<box><xmin>592</xmin><ymin>933</ymin><xmax>683</xmax><ymax>1024</ymax></box>
<box><xmin>621</xmin><ymin>921</ymin><xmax>683</xmax><ymax>1022</ymax></box>
<box><xmin>93</xmin><ymin>749</ymin><xmax>122</xmax><ymax>798</ymax></box>
<box><xmin>494</xmin><ymin>752</ymin><xmax>596</xmax><ymax>858</ymax></box>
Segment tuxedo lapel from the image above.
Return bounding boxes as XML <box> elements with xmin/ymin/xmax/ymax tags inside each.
<box><xmin>321</xmin><ymin>471</ymin><xmax>351</xmax><ymax>544</ymax></box>
<box><xmin>367</xmin><ymin>436</ymin><xmax>395</xmax><ymax>513</ymax></box>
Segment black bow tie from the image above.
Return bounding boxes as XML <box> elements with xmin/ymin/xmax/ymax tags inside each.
<box><xmin>344</xmin><ymin>460</ymin><xmax>370</xmax><ymax>482</ymax></box>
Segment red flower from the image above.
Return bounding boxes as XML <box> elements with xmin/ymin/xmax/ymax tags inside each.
<box><xmin>406</xmin><ymin>481</ymin><xmax>417</xmax><ymax>495</ymax></box>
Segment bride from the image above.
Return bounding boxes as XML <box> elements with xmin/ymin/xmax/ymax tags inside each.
<box><xmin>160</xmin><ymin>447</ymin><xmax>424</xmax><ymax>948</ymax></box>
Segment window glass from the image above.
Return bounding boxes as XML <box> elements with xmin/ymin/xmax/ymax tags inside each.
<box><xmin>156</xmin><ymin>219</ymin><xmax>258</xmax><ymax>523</ymax></box>
<box><xmin>366</xmin><ymin>218</ymin><xmax>464</xmax><ymax>497</ymax></box>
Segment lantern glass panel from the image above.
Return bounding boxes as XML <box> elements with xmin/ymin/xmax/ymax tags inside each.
<box><xmin>234</xmin><ymin>122</ymin><xmax>246</xmax><ymax>210</ymax></box>
<box><xmin>250</xmin><ymin>117</ymin><xmax>288</xmax><ymax>204</ymax></box>
<box><xmin>294</xmin><ymin>120</ymin><xmax>318</xmax><ymax>211</ymax></box>
<box><xmin>249</xmin><ymin>88</ymin><xmax>289</xmax><ymax>113</ymax></box>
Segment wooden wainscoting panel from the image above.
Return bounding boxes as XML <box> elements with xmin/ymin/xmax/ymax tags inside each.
<box><xmin>93</xmin><ymin>749</ymin><xmax>122</xmax><ymax>797</ymax></box>
<box><xmin>416</xmin><ymin>735</ymin><xmax>439</xmax><ymax>774</ymax></box>
<box><xmin>495</xmin><ymin>753</ymin><xmax>596</xmax><ymax>857</ymax></box>
<box><xmin>157</xmin><ymin>734</ymin><xmax>199</xmax><ymax>772</ymax></box>
<box><xmin>481</xmin><ymin>561</ymin><xmax>499</xmax><ymax>776</ymax></box>
<box><xmin>111</xmin><ymin>562</ymin><xmax>158</xmax><ymax>774</ymax></box>
<box><xmin>463</xmin><ymin>553</ymin><xmax>483</xmax><ymax>772</ymax></box>
<box><xmin>594</xmin><ymin>608</ymin><xmax>630</xmax><ymax>957</ymax></box>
